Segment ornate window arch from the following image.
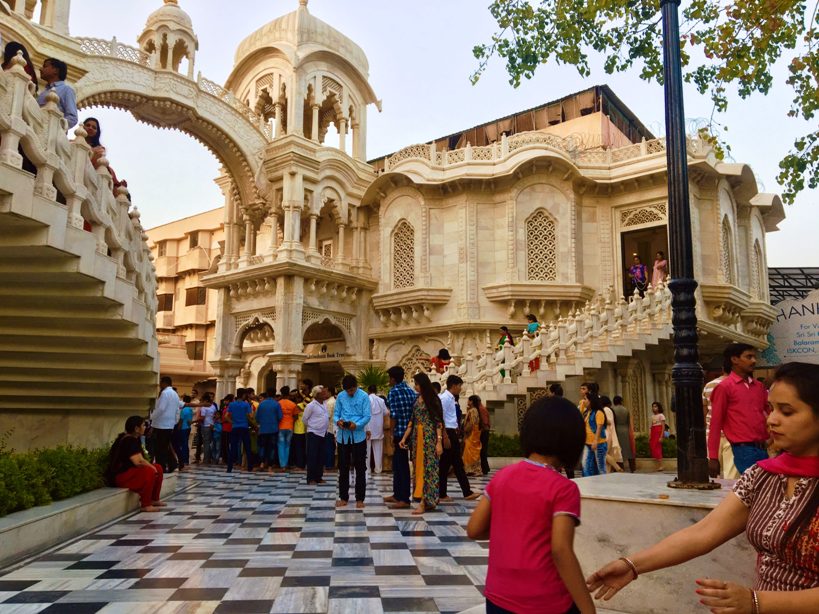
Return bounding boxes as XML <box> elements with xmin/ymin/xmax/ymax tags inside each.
<box><xmin>525</xmin><ymin>209</ymin><xmax>558</xmax><ymax>281</ymax></box>
<box><xmin>720</xmin><ymin>215</ymin><xmax>735</xmax><ymax>285</ymax></box>
<box><xmin>392</xmin><ymin>220</ymin><xmax>415</xmax><ymax>289</ymax></box>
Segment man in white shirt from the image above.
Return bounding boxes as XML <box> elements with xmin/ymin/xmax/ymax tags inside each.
<box><xmin>366</xmin><ymin>385</ymin><xmax>389</xmax><ymax>474</ymax></box>
<box><xmin>152</xmin><ymin>376</ymin><xmax>181</xmax><ymax>472</ymax></box>
<box><xmin>438</xmin><ymin>375</ymin><xmax>480</xmax><ymax>501</ymax></box>
<box><xmin>702</xmin><ymin>370</ymin><xmax>739</xmax><ymax>479</ymax></box>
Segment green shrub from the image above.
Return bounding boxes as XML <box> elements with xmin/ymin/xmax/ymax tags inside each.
<box><xmin>635</xmin><ymin>433</ymin><xmax>677</xmax><ymax>458</ymax></box>
<box><xmin>0</xmin><ymin>445</ymin><xmax>109</xmax><ymax>517</ymax></box>
<box><xmin>488</xmin><ymin>432</ymin><xmax>523</xmax><ymax>457</ymax></box>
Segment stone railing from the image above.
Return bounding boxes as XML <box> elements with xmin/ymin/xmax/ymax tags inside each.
<box><xmin>0</xmin><ymin>54</ymin><xmax>157</xmax><ymax>317</ymax></box>
<box><xmin>76</xmin><ymin>37</ymin><xmax>272</xmax><ymax>141</ymax></box>
<box><xmin>384</xmin><ymin>131</ymin><xmax>706</xmax><ymax>172</ymax></box>
<box><xmin>427</xmin><ymin>282</ymin><xmax>673</xmax><ymax>398</ymax></box>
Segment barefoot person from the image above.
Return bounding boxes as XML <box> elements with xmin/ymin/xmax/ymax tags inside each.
<box><xmin>106</xmin><ymin>416</ymin><xmax>166</xmax><ymax>512</ymax></box>
<box><xmin>586</xmin><ymin>362</ymin><xmax>819</xmax><ymax>613</ymax></box>
<box><xmin>335</xmin><ymin>374</ymin><xmax>371</xmax><ymax>509</ymax></box>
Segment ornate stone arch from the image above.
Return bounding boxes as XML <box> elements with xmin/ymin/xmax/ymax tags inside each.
<box><xmin>301</xmin><ymin>310</ymin><xmax>353</xmax><ymax>352</ymax></box>
<box><xmin>392</xmin><ymin>219</ymin><xmax>416</xmax><ymax>289</ymax></box>
<box><xmin>525</xmin><ymin>209</ymin><xmax>557</xmax><ymax>281</ymax></box>
<box><xmin>232</xmin><ymin>312</ymin><xmax>276</xmax><ymax>354</ymax></box>
<box><xmin>398</xmin><ymin>345</ymin><xmax>431</xmax><ymax>377</ymax></box>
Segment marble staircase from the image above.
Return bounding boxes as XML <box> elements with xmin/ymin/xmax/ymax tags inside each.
<box><xmin>430</xmin><ymin>282</ymin><xmax>674</xmax><ymax>409</ymax></box>
<box><xmin>0</xmin><ymin>56</ymin><xmax>158</xmax><ymax>449</ymax></box>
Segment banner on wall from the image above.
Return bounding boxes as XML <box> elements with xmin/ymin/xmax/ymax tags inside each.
<box><xmin>760</xmin><ymin>287</ymin><xmax>819</xmax><ymax>366</ymax></box>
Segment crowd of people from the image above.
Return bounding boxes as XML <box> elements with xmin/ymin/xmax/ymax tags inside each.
<box><xmin>103</xmin><ymin>351</ymin><xmax>819</xmax><ymax>612</ymax></box>
<box><xmin>468</xmin><ymin>360</ymin><xmax>819</xmax><ymax>613</ymax></box>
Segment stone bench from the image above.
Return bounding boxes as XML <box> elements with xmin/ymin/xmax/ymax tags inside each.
<box><xmin>0</xmin><ymin>472</ymin><xmax>177</xmax><ymax>569</ymax></box>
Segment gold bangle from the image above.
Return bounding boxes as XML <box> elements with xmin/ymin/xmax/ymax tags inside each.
<box><xmin>619</xmin><ymin>556</ymin><xmax>638</xmax><ymax>580</ymax></box>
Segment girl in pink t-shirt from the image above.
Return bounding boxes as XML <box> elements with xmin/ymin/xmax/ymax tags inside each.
<box><xmin>467</xmin><ymin>397</ymin><xmax>594</xmax><ymax>614</ymax></box>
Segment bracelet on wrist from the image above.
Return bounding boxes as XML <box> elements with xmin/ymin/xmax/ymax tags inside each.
<box><xmin>619</xmin><ymin>556</ymin><xmax>638</xmax><ymax>580</ymax></box>
<box><xmin>750</xmin><ymin>589</ymin><xmax>760</xmax><ymax>614</ymax></box>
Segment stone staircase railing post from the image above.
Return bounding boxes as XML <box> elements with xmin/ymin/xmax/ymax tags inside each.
<box><xmin>502</xmin><ymin>343</ymin><xmax>514</xmax><ymax>384</ymax></box>
<box><xmin>66</xmin><ymin>125</ymin><xmax>91</xmax><ymax>228</ymax></box>
<box><xmin>463</xmin><ymin>351</ymin><xmax>475</xmax><ymax>395</ymax></box>
<box><xmin>521</xmin><ymin>332</ymin><xmax>531</xmax><ymax>376</ymax></box>
<box><xmin>34</xmin><ymin>90</ymin><xmax>64</xmax><ymax>201</ymax></box>
<box><xmin>0</xmin><ymin>54</ymin><xmax>31</xmax><ymax>168</ymax></box>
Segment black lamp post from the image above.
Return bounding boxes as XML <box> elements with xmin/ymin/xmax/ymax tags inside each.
<box><xmin>660</xmin><ymin>0</ymin><xmax>718</xmax><ymax>488</ymax></box>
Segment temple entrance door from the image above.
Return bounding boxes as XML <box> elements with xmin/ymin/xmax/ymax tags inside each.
<box><xmin>263</xmin><ymin>369</ymin><xmax>277</xmax><ymax>394</ymax></box>
<box><xmin>302</xmin><ymin>320</ymin><xmax>348</xmax><ymax>388</ymax></box>
<box><xmin>620</xmin><ymin>225</ymin><xmax>668</xmax><ymax>298</ymax></box>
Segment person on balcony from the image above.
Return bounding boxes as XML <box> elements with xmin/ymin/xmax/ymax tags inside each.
<box><xmin>628</xmin><ymin>254</ymin><xmax>649</xmax><ymax>297</ymax></box>
<box><xmin>652</xmin><ymin>250</ymin><xmax>668</xmax><ymax>287</ymax></box>
<box><xmin>2</xmin><ymin>42</ymin><xmax>38</xmax><ymax>92</ymax></box>
<box><xmin>497</xmin><ymin>326</ymin><xmax>514</xmax><ymax>378</ymax></box>
<box><xmin>106</xmin><ymin>416</ymin><xmax>166</xmax><ymax>513</ymax></box>
<box><xmin>37</xmin><ymin>57</ymin><xmax>77</xmax><ymax>128</ymax></box>
<box><xmin>83</xmin><ymin>117</ymin><xmax>125</xmax><ymax>192</ymax></box>
<box><xmin>430</xmin><ymin>348</ymin><xmax>451</xmax><ymax>374</ymax></box>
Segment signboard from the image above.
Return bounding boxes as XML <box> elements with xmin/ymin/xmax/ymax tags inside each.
<box><xmin>760</xmin><ymin>288</ymin><xmax>819</xmax><ymax>366</ymax></box>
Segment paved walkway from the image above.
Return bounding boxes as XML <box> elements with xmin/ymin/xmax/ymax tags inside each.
<box><xmin>0</xmin><ymin>466</ymin><xmax>493</xmax><ymax>613</ymax></box>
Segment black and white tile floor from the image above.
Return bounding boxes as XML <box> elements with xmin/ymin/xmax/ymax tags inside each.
<box><xmin>0</xmin><ymin>466</ymin><xmax>492</xmax><ymax>613</ymax></box>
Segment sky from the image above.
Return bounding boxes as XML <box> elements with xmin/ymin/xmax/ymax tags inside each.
<box><xmin>65</xmin><ymin>0</ymin><xmax>818</xmax><ymax>266</ymax></box>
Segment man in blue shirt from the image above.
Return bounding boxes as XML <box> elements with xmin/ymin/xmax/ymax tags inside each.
<box><xmin>384</xmin><ymin>366</ymin><xmax>417</xmax><ymax>509</ymax></box>
<box><xmin>37</xmin><ymin>58</ymin><xmax>77</xmax><ymax>128</ymax></box>
<box><xmin>226</xmin><ymin>388</ymin><xmax>254</xmax><ymax>473</ymax></box>
<box><xmin>335</xmin><ymin>374</ymin><xmax>371</xmax><ymax>508</ymax></box>
<box><xmin>255</xmin><ymin>388</ymin><xmax>282</xmax><ymax>472</ymax></box>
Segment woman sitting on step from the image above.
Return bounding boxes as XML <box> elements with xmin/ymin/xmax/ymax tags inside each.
<box><xmin>105</xmin><ymin>416</ymin><xmax>166</xmax><ymax>512</ymax></box>
<box><xmin>587</xmin><ymin>361</ymin><xmax>819</xmax><ymax>612</ymax></box>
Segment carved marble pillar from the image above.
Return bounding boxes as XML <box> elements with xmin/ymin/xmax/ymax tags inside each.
<box><xmin>269</xmin><ymin>212</ymin><xmax>280</xmax><ymax>255</ymax></box>
<box><xmin>243</xmin><ymin>217</ymin><xmax>253</xmax><ymax>257</ymax></box>
<box><xmin>351</xmin><ymin>122</ymin><xmax>361</xmax><ymax>160</ymax></box>
<box><xmin>307</xmin><ymin>213</ymin><xmax>320</xmax><ymax>263</ymax></box>
<box><xmin>311</xmin><ymin>104</ymin><xmax>320</xmax><ymax>142</ymax></box>
<box><xmin>338</xmin><ymin>118</ymin><xmax>348</xmax><ymax>152</ymax></box>
<box><xmin>337</xmin><ymin>223</ymin><xmax>347</xmax><ymax>267</ymax></box>
<box><xmin>273</xmin><ymin>102</ymin><xmax>282</xmax><ymax>138</ymax></box>
<box><xmin>277</xmin><ymin>171</ymin><xmax>305</xmax><ymax>261</ymax></box>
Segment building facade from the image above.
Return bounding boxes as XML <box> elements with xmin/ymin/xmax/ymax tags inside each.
<box><xmin>0</xmin><ymin>0</ymin><xmax>785</xmax><ymax>438</ymax></box>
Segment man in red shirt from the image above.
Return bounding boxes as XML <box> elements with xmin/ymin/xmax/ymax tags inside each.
<box><xmin>708</xmin><ymin>343</ymin><xmax>769</xmax><ymax>476</ymax></box>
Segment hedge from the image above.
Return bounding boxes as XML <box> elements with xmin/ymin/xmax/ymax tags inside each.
<box><xmin>634</xmin><ymin>433</ymin><xmax>677</xmax><ymax>458</ymax></box>
<box><xmin>488</xmin><ymin>432</ymin><xmax>523</xmax><ymax>457</ymax></box>
<box><xmin>486</xmin><ymin>432</ymin><xmax>677</xmax><ymax>459</ymax></box>
<box><xmin>0</xmin><ymin>444</ymin><xmax>109</xmax><ymax>517</ymax></box>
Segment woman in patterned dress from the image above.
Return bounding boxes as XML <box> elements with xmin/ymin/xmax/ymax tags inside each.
<box><xmin>399</xmin><ymin>373</ymin><xmax>444</xmax><ymax>515</ymax></box>
<box><xmin>587</xmin><ymin>362</ymin><xmax>819</xmax><ymax>612</ymax></box>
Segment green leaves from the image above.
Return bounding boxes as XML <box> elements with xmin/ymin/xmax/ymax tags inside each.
<box><xmin>474</xmin><ymin>0</ymin><xmax>819</xmax><ymax>204</ymax></box>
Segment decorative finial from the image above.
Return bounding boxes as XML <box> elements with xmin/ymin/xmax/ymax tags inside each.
<box><xmin>299</xmin><ymin>0</ymin><xmax>308</xmax><ymax>6</ymax></box>
<box><xmin>165</xmin><ymin>0</ymin><xmax>179</xmax><ymax>4</ymax></box>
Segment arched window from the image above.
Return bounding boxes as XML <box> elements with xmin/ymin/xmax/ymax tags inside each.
<box><xmin>751</xmin><ymin>240</ymin><xmax>764</xmax><ymax>299</ymax></box>
<box><xmin>526</xmin><ymin>209</ymin><xmax>558</xmax><ymax>281</ymax></box>
<box><xmin>392</xmin><ymin>220</ymin><xmax>415</xmax><ymax>289</ymax></box>
<box><xmin>720</xmin><ymin>216</ymin><xmax>735</xmax><ymax>285</ymax></box>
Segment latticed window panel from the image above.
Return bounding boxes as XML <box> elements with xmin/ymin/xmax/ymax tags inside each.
<box><xmin>526</xmin><ymin>210</ymin><xmax>558</xmax><ymax>281</ymax></box>
<box><xmin>721</xmin><ymin>217</ymin><xmax>734</xmax><ymax>285</ymax></box>
<box><xmin>392</xmin><ymin>220</ymin><xmax>416</xmax><ymax>289</ymax></box>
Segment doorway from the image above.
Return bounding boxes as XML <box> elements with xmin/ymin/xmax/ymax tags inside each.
<box><xmin>621</xmin><ymin>225</ymin><xmax>668</xmax><ymax>297</ymax></box>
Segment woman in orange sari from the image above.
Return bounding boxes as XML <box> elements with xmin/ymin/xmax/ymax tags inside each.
<box><xmin>462</xmin><ymin>395</ymin><xmax>483</xmax><ymax>476</ymax></box>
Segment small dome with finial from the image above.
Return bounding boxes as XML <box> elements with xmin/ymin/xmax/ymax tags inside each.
<box><xmin>138</xmin><ymin>0</ymin><xmax>198</xmax><ymax>76</ymax></box>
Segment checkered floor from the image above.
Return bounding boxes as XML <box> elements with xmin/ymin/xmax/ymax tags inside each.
<box><xmin>0</xmin><ymin>465</ymin><xmax>492</xmax><ymax>613</ymax></box>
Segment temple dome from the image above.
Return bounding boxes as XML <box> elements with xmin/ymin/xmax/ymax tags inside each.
<box><xmin>233</xmin><ymin>0</ymin><xmax>370</xmax><ymax>78</ymax></box>
<box><xmin>143</xmin><ymin>0</ymin><xmax>195</xmax><ymax>40</ymax></box>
